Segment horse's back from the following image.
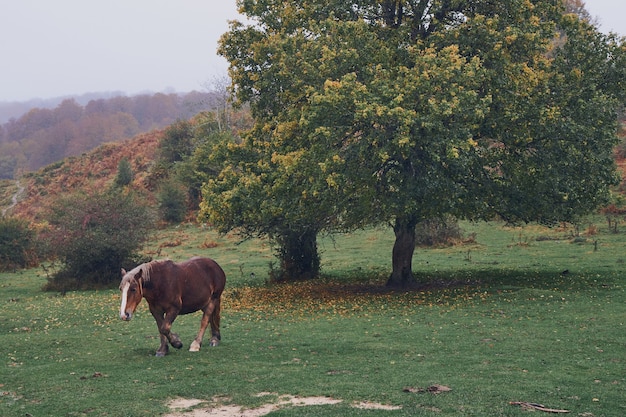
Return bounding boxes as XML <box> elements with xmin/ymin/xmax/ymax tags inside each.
<box><xmin>176</xmin><ymin>257</ymin><xmax>225</xmax><ymax>313</ymax></box>
<box><xmin>182</xmin><ymin>257</ymin><xmax>226</xmax><ymax>288</ymax></box>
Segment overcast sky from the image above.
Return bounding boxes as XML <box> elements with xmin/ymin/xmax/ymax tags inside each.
<box><xmin>1</xmin><ymin>1</ymin><xmax>624</xmax><ymax>103</ymax></box>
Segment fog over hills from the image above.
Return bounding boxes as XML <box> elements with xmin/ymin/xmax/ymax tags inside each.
<box><xmin>0</xmin><ymin>91</ymin><xmax>169</xmax><ymax>124</ymax></box>
<box><xmin>0</xmin><ymin>90</ymin><xmax>224</xmax><ymax>178</ymax></box>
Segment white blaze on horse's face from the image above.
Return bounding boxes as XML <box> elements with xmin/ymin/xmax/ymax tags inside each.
<box><xmin>119</xmin><ymin>268</ymin><xmax>142</xmax><ymax>321</ymax></box>
<box><xmin>120</xmin><ymin>281</ymin><xmax>132</xmax><ymax>320</ymax></box>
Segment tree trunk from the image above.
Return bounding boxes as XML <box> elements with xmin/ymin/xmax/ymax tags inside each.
<box><xmin>386</xmin><ymin>215</ymin><xmax>419</xmax><ymax>288</ymax></box>
<box><xmin>274</xmin><ymin>228</ymin><xmax>320</xmax><ymax>281</ymax></box>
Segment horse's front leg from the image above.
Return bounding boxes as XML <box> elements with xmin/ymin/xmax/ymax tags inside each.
<box><xmin>150</xmin><ymin>307</ymin><xmax>182</xmax><ymax>356</ymax></box>
<box><xmin>149</xmin><ymin>307</ymin><xmax>170</xmax><ymax>357</ymax></box>
<box><xmin>162</xmin><ymin>308</ymin><xmax>183</xmax><ymax>350</ymax></box>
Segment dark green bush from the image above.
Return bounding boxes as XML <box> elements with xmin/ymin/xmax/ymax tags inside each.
<box><xmin>0</xmin><ymin>216</ymin><xmax>35</xmax><ymax>271</ymax></box>
<box><xmin>113</xmin><ymin>157</ymin><xmax>133</xmax><ymax>188</ymax></box>
<box><xmin>44</xmin><ymin>189</ymin><xmax>155</xmax><ymax>290</ymax></box>
<box><xmin>157</xmin><ymin>179</ymin><xmax>187</xmax><ymax>223</ymax></box>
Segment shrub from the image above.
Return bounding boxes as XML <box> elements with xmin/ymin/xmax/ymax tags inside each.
<box><xmin>144</xmin><ymin>120</ymin><xmax>196</xmax><ymax>192</ymax></box>
<box><xmin>158</xmin><ymin>120</ymin><xmax>195</xmax><ymax>164</ymax></box>
<box><xmin>0</xmin><ymin>216</ymin><xmax>35</xmax><ymax>271</ymax></box>
<box><xmin>157</xmin><ymin>179</ymin><xmax>187</xmax><ymax>223</ymax></box>
<box><xmin>44</xmin><ymin>189</ymin><xmax>155</xmax><ymax>290</ymax></box>
<box><xmin>113</xmin><ymin>157</ymin><xmax>133</xmax><ymax>188</ymax></box>
<box><xmin>415</xmin><ymin>216</ymin><xmax>463</xmax><ymax>247</ymax></box>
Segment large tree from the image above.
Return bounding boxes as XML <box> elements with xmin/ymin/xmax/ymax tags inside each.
<box><xmin>210</xmin><ymin>0</ymin><xmax>625</xmax><ymax>285</ymax></box>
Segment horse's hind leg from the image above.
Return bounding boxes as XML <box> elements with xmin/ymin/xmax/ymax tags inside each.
<box><xmin>209</xmin><ymin>295</ymin><xmax>222</xmax><ymax>347</ymax></box>
<box><xmin>189</xmin><ymin>311</ymin><xmax>210</xmax><ymax>352</ymax></box>
<box><xmin>190</xmin><ymin>295</ymin><xmax>221</xmax><ymax>352</ymax></box>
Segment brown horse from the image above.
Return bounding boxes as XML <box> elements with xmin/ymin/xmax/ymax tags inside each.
<box><xmin>119</xmin><ymin>257</ymin><xmax>226</xmax><ymax>357</ymax></box>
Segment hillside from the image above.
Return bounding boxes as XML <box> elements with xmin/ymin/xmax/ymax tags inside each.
<box><xmin>3</xmin><ymin>117</ymin><xmax>625</xmax><ymax>224</ymax></box>
<box><xmin>10</xmin><ymin>129</ymin><xmax>163</xmax><ymax>221</ymax></box>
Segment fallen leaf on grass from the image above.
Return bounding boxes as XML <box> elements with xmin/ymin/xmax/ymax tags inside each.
<box><xmin>79</xmin><ymin>372</ymin><xmax>105</xmax><ymax>380</ymax></box>
<box><xmin>326</xmin><ymin>369</ymin><xmax>352</xmax><ymax>375</ymax></box>
<box><xmin>510</xmin><ymin>401</ymin><xmax>569</xmax><ymax>413</ymax></box>
<box><xmin>403</xmin><ymin>384</ymin><xmax>452</xmax><ymax>394</ymax></box>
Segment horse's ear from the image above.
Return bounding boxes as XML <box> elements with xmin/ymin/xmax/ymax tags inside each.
<box><xmin>121</xmin><ymin>268</ymin><xmax>127</xmax><ymax>276</ymax></box>
<box><xmin>134</xmin><ymin>269</ymin><xmax>143</xmax><ymax>280</ymax></box>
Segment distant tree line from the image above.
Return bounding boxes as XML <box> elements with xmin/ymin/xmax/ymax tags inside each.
<box><xmin>0</xmin><ymin>91</ymin><xmax>222</xmax><ymax>179</ymax></box>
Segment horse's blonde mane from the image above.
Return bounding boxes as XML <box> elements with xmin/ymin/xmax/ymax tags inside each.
<box><xmin>125</xmin><ymin>259</ymin><xmax>170</xmax><ymax>283</ymax></box>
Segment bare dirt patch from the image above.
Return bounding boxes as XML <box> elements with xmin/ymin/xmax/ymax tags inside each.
<box><xmin>164</xmin><ymin>393</ymin><xmax>400</xmax><ymax>417</ymax></box>
<box><xmin>168</xmin><ymin>398</ymin><xmax>208</xmax><ymax>410</ymax></box>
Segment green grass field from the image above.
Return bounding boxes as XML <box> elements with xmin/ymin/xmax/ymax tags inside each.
<box><xmin>1</xmin><ymin>219</ymin><xmax>625</xmax><ymax>416</ymax></box>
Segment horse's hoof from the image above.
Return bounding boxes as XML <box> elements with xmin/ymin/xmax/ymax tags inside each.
<box><xmin>172</xmin><ymin>340</ymin><xmax>183</xmax><ymax>349</ymax></box>
<box><xmin>155</xmin><ymin>351</ymin><xmax>166</xmax><ymax>357</ymax></box>
<box><xmin>189</xmin><ymin>340</ymin><xmax>201</xmax><ymax>352</ymax></box>
<box><xmin>209</xmin><ymin>338</ymin><xmax>220</xmax><ymax>347</ymax></box>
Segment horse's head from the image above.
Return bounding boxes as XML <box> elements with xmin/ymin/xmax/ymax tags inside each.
<box><xmin>119</xmin><ymin>266</ymin><xmax>144</xmax><ymax>321</ymax></box>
